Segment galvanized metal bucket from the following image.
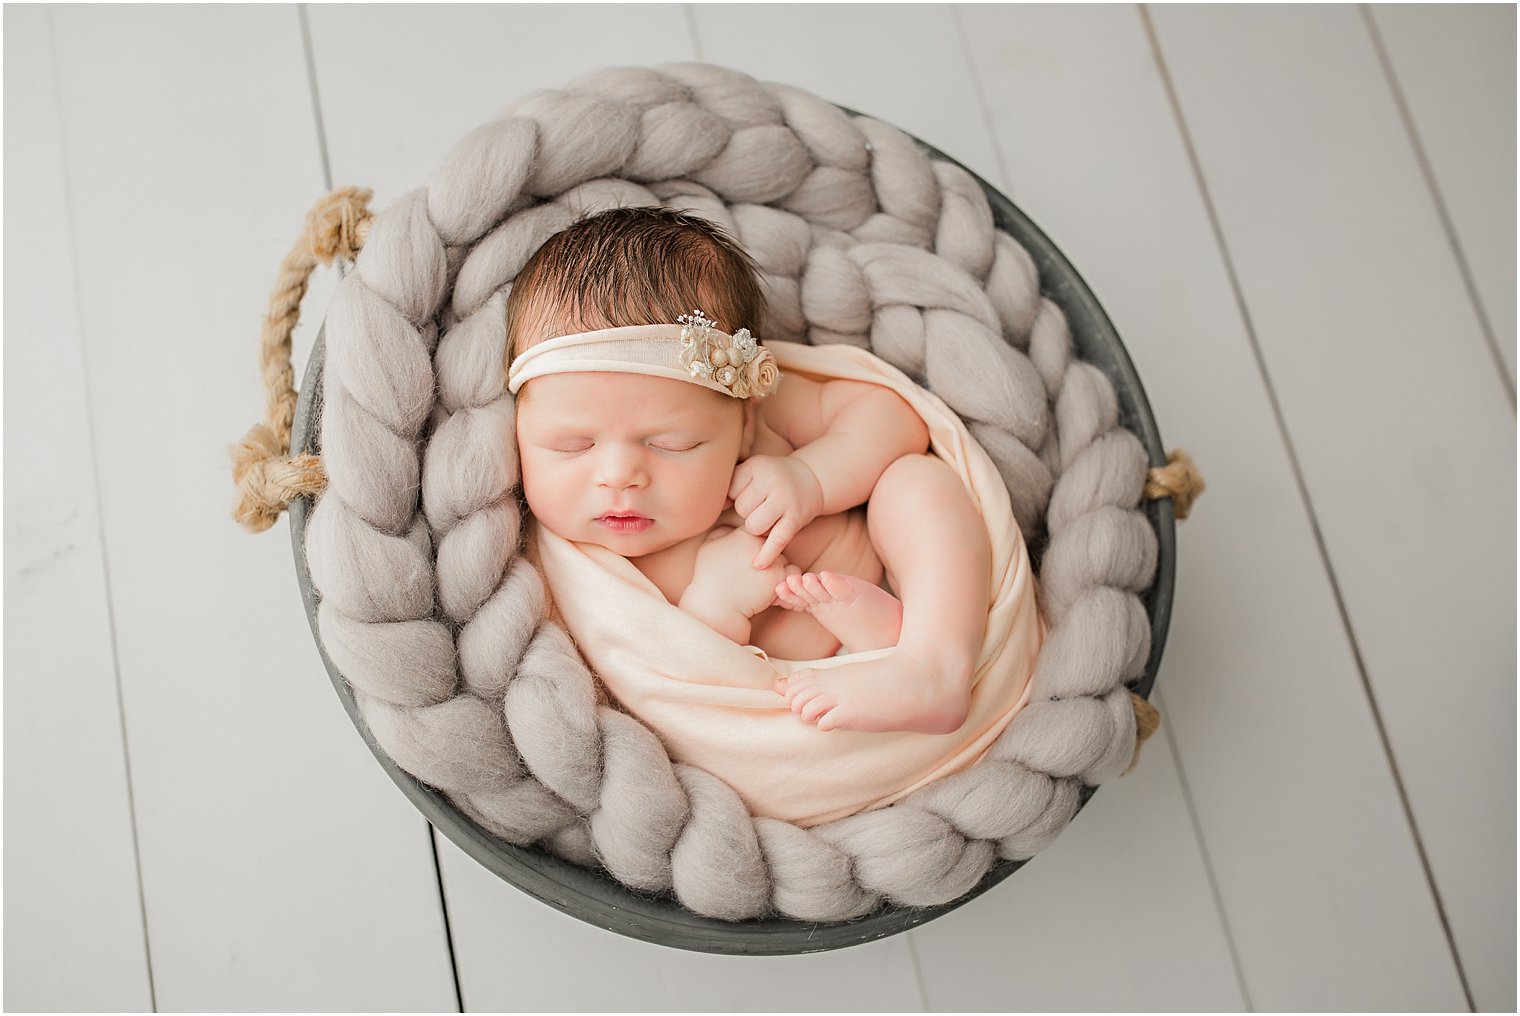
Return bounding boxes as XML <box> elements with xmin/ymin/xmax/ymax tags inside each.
<box><xmin>288</xmin><ymin>117</ymin><xmax>1174</xmax><ymax>956</ymax></box>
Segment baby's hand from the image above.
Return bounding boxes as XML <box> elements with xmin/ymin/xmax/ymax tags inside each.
<box><xmin>728</xmin><ymin>454</ymin><xmax>825</xmax><ymax>570</ymax></box>
<box><xmin>683</xmin><ymin>526</ymin><xmax>799</xmax><ymax>621</ymax></box>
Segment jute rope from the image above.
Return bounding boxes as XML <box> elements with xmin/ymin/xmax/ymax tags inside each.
<box><xmin>228</xmin><ymin>186</ymin><xmax>373</xmax><ymax>533</ymax></box>
<box><xmin>1146</xmin><ymin>449</ymin><xmax>1205</xmax><ymax>520</ymax></box>
<box><xmin>1124</xmin><ymin>693</ymin><xmax>1163</xmax><ymax>775</ymax></box>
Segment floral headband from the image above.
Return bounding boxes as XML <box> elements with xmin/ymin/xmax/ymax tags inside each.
<box><xmin>506</xmin><ymin>310</ymin><xmax>782</xmax><ymax>400</ymax></box>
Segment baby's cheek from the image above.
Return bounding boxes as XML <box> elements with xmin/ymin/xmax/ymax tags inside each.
<box><xmin>516</xmin><ymin>457</ymin><xmax>555</xmax><ymax>521</ymax></box>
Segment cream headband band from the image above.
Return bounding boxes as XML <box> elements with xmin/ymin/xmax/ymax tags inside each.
<box><xmin>507</xmin><ymin>310</ymin><xmax>782</xmax><ymax>400</ymax></box>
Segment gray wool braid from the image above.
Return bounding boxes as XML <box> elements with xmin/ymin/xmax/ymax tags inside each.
<box><xmin>303</xmin><ymin>62</ymin><xmax>1156</xmax><ymax>923</ymax></box>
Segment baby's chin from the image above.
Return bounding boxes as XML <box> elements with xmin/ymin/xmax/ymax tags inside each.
<box><xmin>598</xmin><ymin>526</ymin><xmax>714</xmax><ymax>559</ymax></box>
<box><xmin>529</xmin><ymin>517</ymin><xmax>691</xmax><ymax>558</ymax></box>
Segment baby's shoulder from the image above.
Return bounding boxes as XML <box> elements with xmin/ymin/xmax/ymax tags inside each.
<box><xmin>755</xmin><ymin>370</ymin><xmax>822</xmax><ymax>446</ymax></box>
<box><xmin>757</xmin><ymin>370</ymin><xmax>884</xmax><ymax>446</ymax></box>
<box><xmin>761</xmin><ymin>368</ymin><xmax>825</xmax><ymax>410</ymax></box>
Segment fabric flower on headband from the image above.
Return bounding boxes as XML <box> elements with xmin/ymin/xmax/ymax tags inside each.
<box><xmin>677</xmin><ymin>310</ymin><xmax>781</xmax><ymax>399</ymax></box>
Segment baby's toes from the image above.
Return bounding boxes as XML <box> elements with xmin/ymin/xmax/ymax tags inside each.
<box><xmin>788</xmin><ymin>684</ymin><xmax>827</xmax><ymax>717</ymax></box>
<box><xmin>799</xmin><ymin>691</ymin><xmax>837</xmax><ymax>725</ymax></box>
<box><xmin>801</xmin><ymin>572</ymin><xmax>832</xmax><ymax>603</ymax></box>
<box><xmin>817</xmin><ymin>571</ymin><xmax>856</xmax><ymax>602</ymax></box>
<box><xmin>786</xmin><ymin>573</ymin><xmax>818</xmax><ymax>606</ymax></box>
<box><xmin>787</xmin><ymin>667</ymin><xmax>818</xmax><ymax>685</ymax></box>
<box><xmin>783</xmin><ymin>669</ymin><xmax>821</xmax><ymax>705</ymax></box>
<box><xmin>774</xmin><ymin>583</ymin><xmax>802</xmax><ymax>609</ymax></box>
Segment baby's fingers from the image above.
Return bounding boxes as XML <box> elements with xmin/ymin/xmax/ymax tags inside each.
<box><xmin>743</xmin><ymin>497</ymin><xmax>784</xmax><ymax>539</ymax></box>
<box><xmin>733</xmin><ymin>481</ymin><xmax>770</xmax><ymax>521</ymax></box>
<box><xmin>754</xmin><ymin>516</ymin><xmax>799</xmax><ymax>570</ymax></box>
<box><xmin>774</xmin><ymin>577</ymin><xmax>804</xmax><ymax>611</ymax></box>
<box><xmin>728</xmin><ymin>463</ymin><xmax>754</xmax><ymax>501</ymax></box>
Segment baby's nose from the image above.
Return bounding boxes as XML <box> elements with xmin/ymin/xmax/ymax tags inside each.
<box><xmin>594</xmin><ymin>446</ymin><xmax>648</xmax><ymax>488</ymax></box>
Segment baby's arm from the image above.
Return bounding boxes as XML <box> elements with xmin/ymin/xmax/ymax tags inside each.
<box><xmin>734</xmin><ymin>379</ymin><xmax>931</xmax><ymax>567</ymax></box>
<box><xmin>679</xmin><ymin>527</ymin><xmax>797</xmax><ymax>644</ymax></box>
<box><xmin>789</xmin><ymin>380</ymin><xmax>932</xmax><ymax>515</ymax></box>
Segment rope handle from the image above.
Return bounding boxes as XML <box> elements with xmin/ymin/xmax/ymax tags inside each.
<box><xmin>228</xmin><ymin>186</ymin><xmax>374</xmax><ymax>533</ymax></box>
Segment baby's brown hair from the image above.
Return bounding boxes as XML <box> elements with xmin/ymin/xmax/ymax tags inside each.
<box><xmin>505</xmin><ymin>206</ymin><xmax>768</xmax><ymax>373</ymax></box>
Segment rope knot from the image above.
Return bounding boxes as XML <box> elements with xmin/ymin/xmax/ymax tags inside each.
<box><xmin>1145</xmin><ymin>448</ymin><xmax>1205</xmax><ymax>520</ymax></box>
<box><xmin>305</xmin><ymin>185</ymin><xmax>374</xmax><ymax>265</ymax></box>
<box><xmin>230</xmin><ymin>423</ymin><xmax>327</xmax><ymax>533</ymax></box>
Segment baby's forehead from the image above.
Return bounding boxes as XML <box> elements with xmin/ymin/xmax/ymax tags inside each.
<box><xmin>533</xmin><ymin>400</ymin><xmax>708</xmax><ymax>428</ymax></box>
<box><xmin>518</xmin><ymin>372</ymin><xmax>732</xmax><ymax>427</ymax></box>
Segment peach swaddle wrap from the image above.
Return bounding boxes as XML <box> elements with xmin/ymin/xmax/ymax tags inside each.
<box><xmin>531</xmin><ymin>341</ymin><xmax>1045</xmax><ymax>827</ymax></box>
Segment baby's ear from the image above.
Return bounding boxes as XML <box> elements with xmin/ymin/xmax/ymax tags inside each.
<box><xmin>739</xmin><ymin>400</ymin><xmax>758</xmax><ymax>458</ymax></box>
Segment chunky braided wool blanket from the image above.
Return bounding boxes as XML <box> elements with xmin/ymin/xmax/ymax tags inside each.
<box><xmin>303</xmin><ymin>62</ymin><xmax>1158</xmax><ymax>923</ymax></box>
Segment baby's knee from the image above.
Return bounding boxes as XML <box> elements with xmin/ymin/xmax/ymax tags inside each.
<box><xmin>874</xmin><ymin>453</ymin><xmax>967</xmax><ymax>506</ymax></box>
<box><xmin>891</xmin><ymin>452</ymin><xmax>940</xmax><ymax>471</ymax></box>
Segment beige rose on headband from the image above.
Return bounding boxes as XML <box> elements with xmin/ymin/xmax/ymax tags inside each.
<box><xmin>746</xmin><ymin>348</ymin><xmax>781</xmax><ymax>398</ymax></box>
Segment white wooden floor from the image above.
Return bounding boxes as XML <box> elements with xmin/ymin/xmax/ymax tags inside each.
<box><xmin>4</xmin><ymin>4</ymin><xmax>1514</xmax><ymax>1012</ymax></box>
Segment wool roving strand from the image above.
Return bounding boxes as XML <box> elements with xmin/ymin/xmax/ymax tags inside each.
<box><xmin>304</xmin><ymin>62</ymin><xmax>1156</xmax><ymax>922</ymax></box>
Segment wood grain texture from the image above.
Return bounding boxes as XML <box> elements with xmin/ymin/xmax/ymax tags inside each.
<box><xmin>44</xmin><ymin>6</ymin><xmax>457</xmax><ymax>1009</ymax></box>
<box><xmin>2</xmin><ymin>8</ymin><xmax>154</xmax><ymax>1009</ymax></box>
<box><xmin>1150</xmin><ymin>4</ymin><xmax>1513</xmax><ymax>1009</ymax></box>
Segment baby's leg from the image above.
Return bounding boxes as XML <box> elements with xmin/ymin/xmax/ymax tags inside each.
<box><xmin>776</xmin><ymin>454</ymin><xmax>990</xmax><ymax>733</ymax></box>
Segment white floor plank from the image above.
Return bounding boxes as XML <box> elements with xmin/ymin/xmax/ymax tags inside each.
<box><xmin>962</xmin><ymin>4</ymin><xmax>1475</xmax><ymax>1009</ymax></box>
<box><xmin>2</xmin><ymin>8</ymin><xmax>155</xmax><ymax>1010</ymax></box>
<box><xmin>1150</xmin><ymin>5</ymin><xmax>1514</xmax><ymax>1010</ymax></box>
<box><xmin>44</xmin><ymin>6</ymin><xmax>456</xmax><ymax>1009</ymax></box>
<box><xmin>1369</xmin><ymin>3</ymin><xmax>1517</xmax><ymax>391</ymax></box>
<box><xmin>438</xmin><ymin>836</ymin><xmax>925</xmax><ymax>1012</ymax></box>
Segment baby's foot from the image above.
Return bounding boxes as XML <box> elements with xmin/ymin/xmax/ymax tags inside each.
<box><xmin>773</xmin><ymin>649</ymin><xmax>972</xmax><ymax>734</ymax></box>
<box><xmin>773</xmin><ymin>571</ymin><xmax>903</xmax><ymax>654</ymax></box>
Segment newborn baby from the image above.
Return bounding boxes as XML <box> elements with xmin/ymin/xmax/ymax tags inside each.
<box><xmin>507</xmin><ymin>206</ymin><xmax>993</xmax><ymax>735</ymax></box>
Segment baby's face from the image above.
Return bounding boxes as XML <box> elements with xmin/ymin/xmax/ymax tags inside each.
<box><xmin>516</xmin><ymin>372</ymin><xmax>744</xmax><ymax>558</ymax></box>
